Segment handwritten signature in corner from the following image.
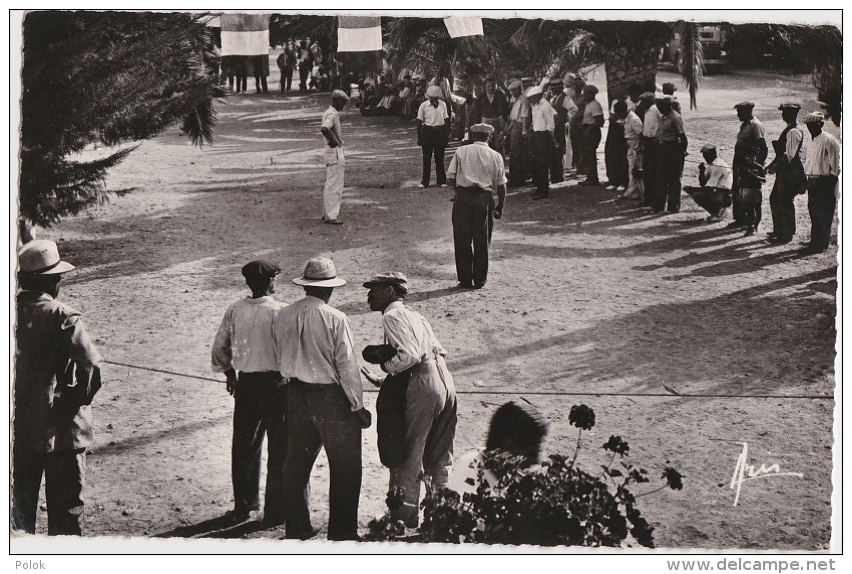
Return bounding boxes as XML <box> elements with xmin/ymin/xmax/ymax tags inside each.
<box><xmin>730</xmin><ymin>442</ymin><xmax>804</xmax><ymax>507</ymax></box>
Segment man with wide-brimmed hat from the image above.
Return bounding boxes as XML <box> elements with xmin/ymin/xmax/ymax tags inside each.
<box><xmin>361</xmin><ymin>272</ymin><xmax>457</xmax><ymax>528</ymax></box>
<box><xmin>417</xmin><ymin>85</ymin><xmax>451</xmax><ymax>188</ymax></box>
<box><xmin>766</xmin><ymin>103</ymin><xmax>805</xmax><ymax>244</ymax></box>
<box><xmin>211</xmin><ymin>260</ymin><xmax>288</xmax><ymax>526</ymax></box>
<box><xmin>800</xmin><ymin>111</ymin><xmax>841</xmax><ymax>254</ymax></box>
<box><xmin>273</xmin><ymin>257</ymin><xmax>370</xmax><ymax>541</ymax></box>
<box><xmin>13</xmin><ymin>240</ymin><xmax>103</xmax><ymax>535</ymax></box>
<box><xmin>447</xmin><ymin>122</ymin><xmax>507</xmax><ymax>288</ymax></box>
<box><xmin>731</xmin><ymin>101</ymin><xmax>769</xmax><ymax>227</ymax></box>
<box><xmin>321</xmin><ymin>89</ymin><xmax>350</xmax><ymax>225</ymax></box>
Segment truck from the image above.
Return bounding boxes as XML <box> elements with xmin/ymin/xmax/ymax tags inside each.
<box><xmin>662</xmin><ymin>24</ymin><xmax>730</xmax><ymax>74</ymax></box>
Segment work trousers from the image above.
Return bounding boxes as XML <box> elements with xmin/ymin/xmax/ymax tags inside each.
<box><xmin>624</xmin><ymin>139</ymin><xmax>644</xmax><ymax>199</ymax></box>
<box><xmin>388</xmin><ymin>358</ymin><xmax>457</xmax><ymax>527</ymax></box>
<box><xmin>12</xmin><ymin>448</ymin><xmax>86</xmax><ymax>535</ymax></box>
<box><xmin>581</xmin><ymin>125</ymin><xmax>602</xmax><ymax>182</ymax></box>
<box><xmin>280</xmin><ymin>67</ymin><xmax>293</xmax><ymax>92</ymax></box>
<box><xmin>741</xmin><ymin>187</ymin><xmax>763</xmax><ymax>231</ymax></box>
<box><xmin>732</xmin><ymin>169</ymin><xmax>746</xmax><ymax>223</ymax></box>
<box><xmin>550</xmin><ymin>120</ymin><xmax>566</xmax><ymax>183</ymax></box>
<box><xmin>570</xmin><ymin>123</ymin><xmax>585</xmax><ymax>173</ymax></box>
<box><xmin>452</xmin><ymin>186</ymin><xmax>495</xmax><ymax>287</ymax></box>
<box><xmin>651</xmin><ymin>142</ymin><xmax>683</xmax><ymax>212</ymax></box>
<box><xmin>323</xmin><ymin>146</ymin><xmax>345</xmax><ymax>221</ymax></box>
<box><xmin>605</xmin><ymin>122</ymin><xmax>628</xmax><ymax>187</ymax></box>
<box><xmin>299</xmin><ymin>64</ymin><xmax>310</xmax><ymax>91</ymax></box>
<box><xmin>282</xmin><ymin>381</ymin><xmax>362</xmax><ymax>541</ymax></box>
<box><xmin>769</xmin><ymin>174</ymin><xmax>796</xmax><ymax>240</ymax></box>
<box><xmin>529</xmin><ymin>131</ymin><xmax>554</xmax><ymax>195</ymax></box>
<box><xmin>231</xmin><ymin>372</ymin><xmax>287</xmax><ymax>521</ymax></box>
<box><xmin>507</xmin><ymin>123</ymin><xmax>529</xmax><ymax>186</ymax></box>
<box><xmin>807</xmin><ymin>177</ymin><xmax>837</xmax><ymax>250</ymax></box>
<box><xmin>421</xmin><ymin>126</ymin><xmax>448</xmax><ymax>186</ymax></box>
<box><xmin>642</xmin><ymin>139</ymin><xmax>658</xmax><ymax>207</ymax></box>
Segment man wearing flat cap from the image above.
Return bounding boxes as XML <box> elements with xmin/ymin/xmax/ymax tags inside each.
<box><xmin>471</xmin><ymin>73</ymin><xmax>510</xmax><ymax>154</ymax></box>
<box><xmin>447</xmin><ymin>122</ymin><xmax>508</xmax><ymax>289</ymax></box>
<box><xmin>731</xmin><ymin>101</ymin><xmax>768</xmax><ymax>227</ymax></box>
<box><xmin>362</xmin><ymin>273</ymin><xmax>457</xmax><ymax>528</ymax></box>
<box><xmin>321</xmin><ymin>90</ymin><xmax>350</xmax><ymax>225</ymax></box>
<box><xmin>211</xmin><ymin>260</ymin><xmax>288</xmax><ymax>525</ymax></box>
<box><xmin>649</xmin><ymin>94</ymin><xmax>688</xmax><ymax>213</ymax></box>
<box><xmin>683</xmin><ymin>143</ymin><xmax>733</xmax><ymax>221</ymax></box>
<box><xmin>14</xmin><ymin>240</ymin><xmax>103</xmax><ymax>535</ymax></box>
<box><xmin>273</xmin><ymin>257</ymin><xmax>369</xmax><ymax>540</ymax></box>
<box><xmin>766</xmin><ymin>103</ymin><xmax>805</xmax><ymax>244</ymax></box>
<box><xmin>801</xmin><ymin>112</ymin><xmax>841</xmax><ymax>254</ymax></box>
<box><xmin>417</xmin><ymin>85</ymin><xmax>451</xmax><ymax>188</ymax></box>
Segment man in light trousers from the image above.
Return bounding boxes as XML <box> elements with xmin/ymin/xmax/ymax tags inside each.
<box><xmin>321</xmin><ymin>90</ymin><xmax>350</xmax><ymax>225</ymax></box>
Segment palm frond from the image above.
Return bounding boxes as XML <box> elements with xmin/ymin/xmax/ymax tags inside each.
<box><xmin>671</xmin><ymin>20</ymin><xmax>702</xmax><ymax>109</ymax></box>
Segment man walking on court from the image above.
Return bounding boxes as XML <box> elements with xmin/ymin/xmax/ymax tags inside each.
<box><xmin>446</xmin><ymin>123</ymin><xmax>507</xmax><ymax>289</ymax></box>
<box><xmin>417</xmin><ymin>85</ymin><xmax>451</xmax><ymax>188</ymax></box>
<box><xmin>321</xmin><ymin>90</ymin><xmax>350</xmax><ymax>225</ymax></box>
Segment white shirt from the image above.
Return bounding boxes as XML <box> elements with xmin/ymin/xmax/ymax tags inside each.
<box><xmin>804</xmin><ymin>131</ymin><xmax>841</xmax><ymax>177</ymax></box>
<box><xmin>582</xmin><ymin>98</ymin><xmax>604</xmax><ymax>125</ymax></box>
<box><xmin>509</xmin><ymin>95</ymin><xmax>529</xmax><ymax>124</ymax></box>
<box><xmin>273</xmin><ymin>295</ymin><xmax>363</xmax><ymax>410</ymax></box>
<box><xmin>530</xmin><ymin>99</ymin><xmax>555</xmax><ymax>132</ymax></box>
<box><xmin>784</xmin><ymin>126</ymin><xmax>804</xmax><ymax>161</ymax></box>
<box><xmin>418</xmin><ymin>100</ymin><xmax>449</xmax><ymax>127</ymax></box>
<box><xmin>704</xmin><ymin>157</ymin><xmax>734</xmax><ymax>190</ymax></box>
<box><xmin>321</xmin><ymin>106</ymin><xmax>343</xmax><ymax>146</ymax></box>
<box><xmin>642</xmin><ymin>105</ymin><xmax>661</xmax><ymax>138</ymax></box>
<box><xmin>623</xmin><ymin>111</ymin><xmax>644</xmax><ymax>140</ymax></box>
<box><xmin>380</xmin><ymin>301</ymin><xmax>449</xmax><ymax>376</ymax></box>
<box><xmin>446</xmin><ymin>141</ymin><xmax>508</xmax><ymax>193</ymax></box>
<box><xmin>211</xmin><ymin>296</ymin><xmax>286</xmax><ymax>374</ymax></box>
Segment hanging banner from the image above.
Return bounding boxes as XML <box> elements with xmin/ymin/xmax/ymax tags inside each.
<box><xmin>443</xmin><ymin>17</ymin><xmax>483</xmax><ymax>38</ymax></box>
<box><xmin>337</xmin><ymin>16</ymin><xmax>382</xmax><ymax>52</ymax></box>
<box><xmin>220</xmin><ymin>13</ymin><xmax>269</xmax><ymax>56</ymax></box>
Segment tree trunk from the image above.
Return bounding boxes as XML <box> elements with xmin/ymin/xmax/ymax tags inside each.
<box><xmin>602</xmin><ymin>40</ymin><xmax>661</xmax><ymax>106</ymax></box>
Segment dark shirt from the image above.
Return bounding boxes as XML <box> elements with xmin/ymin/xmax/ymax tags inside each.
<box><xmin>473</xmin><ymin>90</ymin><xmax>509</xmax><ymax>123</ymax></box>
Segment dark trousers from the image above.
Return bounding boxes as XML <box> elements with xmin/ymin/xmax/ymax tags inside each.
<box><xmin>769</xmin><ymin>176</ymin><xmax>796</xmax><ymax>240</ymax></box>
<box><xmin>421</xmin><ymin>126</ymin><xmax>447</xmax><ymax>186</ymax></box>
<box><xmin>605</xmin><ymin>122</ymin><xmax>628</xmax><ymax>187</ymax></box>
<box><xmin>582</xmin><ymin>125</ymin><xmax>602</xmax><ymax>182</ymax></box>
<box><xmin>550</xmin><ymin>121</ymin><xmax>566</xmax><ymax>183</ymax></box>
<box><xmin>299</xmin><ymin>64</ymin><xmax>310</xmax><ymax>90</ymax></box>
<box><xmin>530</xmin><ymin>131</ymin><xmax>554</xmax><ymax>195</ymax></box>
<box><xmin>642</xmin><ymin>141</ymin><xmax>658</xmax><ymax>207</ymax></box>
<box><xmin>232</xmin><ymin>372</ymin><xmax>287</xmax><ymax>521</ymax></box>
<box><xmin>741</xmin><ymin>188</ymin><xmax>763</xmax><ymax>230</ymax></box>
<box><xmin>507</xmin><ymin>124</ymin><xmax>528</xmax><ymax>185</ymax></box>
<box><xmin>807</xmin><ymin>177</ymin><xmax>837</xmax><ymax>249</ymax></box>
<box><xmin>255</xmin><ymin>74</ymin><xmax>268</xmax><ymax>94</ymax></box>
<box><xmin>652</xmin><ymin>142</ymin><xmax>683</xmax><ymax>212</ymax></box>
<box><xmin>12</xmin><ymin>448</ymin><xmax>85</xmax><ymax>535</ymax></box>
<box><xmin>452</xmin><ymin>186</ymin><xmax>495</xmax><ymax>287</ymax></box>
<box><xmin>280</xmin><ymin>67</ymin><xmax>293</xmax><ymax>92</ymax></box>
<box><xmin>570</xmin><ymin>123</ymin><xmax>584</xmax><ymax>172</ymax></box>
<box><xmin>282</xmin><ymin>381</ymin><xmax>362</xmax><ymax>541</ymax></box>
<box><xmin>732</xmin><ymin>170</ymin><xmax>746</xmax><ymax>223</ymax></box>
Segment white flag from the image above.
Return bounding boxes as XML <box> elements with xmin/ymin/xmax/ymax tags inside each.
<box><xmin>338</xmin><ymin>16</ymin><xmax>382</xmax><ymax>52</ymax></box>
<box><xmin>220</xmin><ymin>14</ymin><xmax>269</xmax><ymax>56</ymax></box>
<box><xmin>444</xmin><ymin>17</ymin><xmax>483</xmax><ymax>38</ymax></box>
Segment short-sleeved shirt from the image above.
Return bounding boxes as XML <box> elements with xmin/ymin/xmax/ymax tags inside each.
<box><xmin>656</xmin><ymin>111</ymin><xmax>685</xmax><ymax>142</ymax></box>
<box><xmin>447</xmin><ymin>141</ymin><xmax>508</xmax><ymax>193</ymax></box>
<box><xmin>321</xmin><ymin>106</ymin><xmax>343</xmax><ymax>147</ymax></box>
<box><xmin>704</xmin><ymin>158</ymin><xmax>734</xmax><ymax>189</ymax></box>
<box><xmin>418</xmin><ymin>99</ymin><xmax>449</xmax><ymax>127</ymax></box>
<box><xmin>530</xmin><ymin>99</ymin><xmax>555</xmax><ymax>132</ymax></box>
<box><xmin>642</xmin><ymin>105</ymin><xmax>661</xmax><ymax>138</ymax></box>
<box><xmin>509</xmin><ymin>95</ymin><xmax>529</xmax><ymax>123</ymax></box>
<box><xmin>623</xmin><ymin>111</ymin><xmax>644</xmax><ymax>140</ymax></box>
<box><xmin>582</xmin><ymin>98</ymin><xmax>604</xmax><ymax>125</ymax></box>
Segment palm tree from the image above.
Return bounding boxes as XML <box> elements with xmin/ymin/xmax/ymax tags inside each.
<box><xmin>19</xmin><ymin>11</ymin><xmax>223</xmax><ymax>229</ymax></box>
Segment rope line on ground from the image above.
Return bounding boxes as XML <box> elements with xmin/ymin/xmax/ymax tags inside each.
<box><xmin>104</xmin><ymin>360</ymin><xmax>832</xmax><ymax>400</ymax></box>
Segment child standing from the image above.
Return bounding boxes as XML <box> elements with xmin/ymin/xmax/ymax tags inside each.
<box><xmin>739</xmin><ymin>145</ymin><xmax>767</xmax><ymax>236</ymax></box>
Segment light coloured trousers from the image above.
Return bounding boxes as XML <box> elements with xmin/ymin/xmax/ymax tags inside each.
<box><xmin>323</xmin><ymin>146</ymin><xmax>345</xmax><ymax>221</ymax></box>
<box><xmin>625</xmin><ymin>139</ymin><xmax>644</xmax><ymax>199</ymax></box>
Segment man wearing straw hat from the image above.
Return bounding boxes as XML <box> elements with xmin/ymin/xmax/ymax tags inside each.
<box><xmin>446</xmin><ymin>122</ymin><xmax>507</xmax><ymax>289</ymax></box>
<box><xmin>417</xmin><ymin>85</ymin><xmax>451</xmax><ymax>188</ymax></box>
<box><xmin>13</xmin><ymin>240</ymin><xmax>103</xmax><ymax>535</ymax></box>
<box><xmin>273</xmin><ymin>257</ymin><xmax>371</xmax><ymax>541</ymax></box>
<box><xmin>321</xmin><ymin>89</ymin><xmax>350</xmax><ymax>225</ymax></box>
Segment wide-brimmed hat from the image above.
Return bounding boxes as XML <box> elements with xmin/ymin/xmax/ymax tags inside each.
<box><xmin>363</xmin><ymin>271</ymin><xmax>408</xmax><ymax>293</ymax></box>
<box><xmin>470</xmin><ymin>123</ymin><xmax>495</xmax><ymax>135</ymax></box>
<box><xmin>525</xmin><ymin>85</ymin><xmax>543</xmax><ymax>98</ymax></box>
<box><xmin>293</xmin><ymin>257</ymin><xmax>346</xmax><ymax>287</ymax></box>
<box><xmin>426</xmin><ymin>85</ymin><xmax>443</xmax><ymax>98</ymax></box>
<box><xmin>17</xmin><ymin>240</ymin><xmax>75</xmax><ymax>275</ymax></box>
<box><xmin>242</xmin><ymin>260</ymin><xmax>281</xmax><ymax>280</ymax></box>
<box><xmin>657</xmin><ymin>94</ymin><xmax>673</xmax><ymax>104</ymax></box>
<box><xmin>507</xmin><ymin>79</ymin><xmax>522</xmax><ymax>90</ymax></box>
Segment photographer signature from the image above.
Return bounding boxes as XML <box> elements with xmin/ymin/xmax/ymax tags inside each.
<box><xmin>730</xmin><ymin>442</ymin><xmax>803</xmax><ymax>506</ymax></box>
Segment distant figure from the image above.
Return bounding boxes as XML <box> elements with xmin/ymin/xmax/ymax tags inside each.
<box><xmin>417</xmin><ymin>86</ymin><xmax>451</xmax><ymax>188</ymax></box>
<box><xmin>578</xmin><ymin>85</ymin><xmax>604</xmax><ymax>186</ymax></box>
<box><xmin>800</xmin><ymin>112</ymin><xmax>841</xmax><ymax>254</ymax></box>
<box><xmin>526</xmin><ymin>85</ymin><xmax>556</xmax><ymax>199</ymax></box>
<box><xmin>277</xmin><ymin>43</ymin><xmax>296</xmax><ymax>92</ymax></box>
<box><xmin>13</xmin><ymin>240</ymin><xmax>103</xmax><ymax>535</ymax></box>
<box><xmin>320</xmin><ymin>90</ymin><xmax>350</xmax><ymax>225</ymax></box>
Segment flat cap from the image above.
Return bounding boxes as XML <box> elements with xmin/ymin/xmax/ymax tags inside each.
<box><xmin>363</xmin><ymin>271</ymin><xmax>409</xmax><ymax>293</ymax></box>
<box><xmin>734</xmin><ymin>101</ymin><xmax>755</xmax><ymax>109</ymax></box>
<box><xmin>662</xmin><ymin>82</ymin><xmax>677</xmax><ymax>93</ymax></box>
<box><xmin>426</xmin><ymin>85</ymin><xmax>443</xmax><ymax>98</ymax></box>
<box><xmin>778</xmin><ymin>102</ymin><xmax>801</xmax><ymax>111</ymax></box>
<box><xmin>803</xmin><ymin>111</ymin><xmax>825</xmax><ymax>124</ymax></box>
<box><xmin>583</xmin><ymin>84</ymin><xmax>599</xmax><ymax>95</ymax></box>
<box><xmin>242</xmin><ymin>260</ymin><xmax>281</xmax><ymax>280</ymax></box>
<box><xmin>332</xmin><ymin>89</ymin><xmax>350</xmax><ymax>101</ymax></box>
<box><xmin>638</xmin><ymin>91</ymin><xmax>656</xmax><ymax>102</ymax></box>
<box><xmin>525</xmin><ymin>85</ymin><xmax>543</xmax><ymax>97</ymax></box>
<box><xmin>700</xmin><ymin>144</ymin><xmax>717</xmax><ymax>153</ymax></box>
<box><xmin>657</xmin><ymin>94</ymin><xmax>673</xmax><ymax>103</ymax></box>
<box><xmin>470</xmin><ymin>123</ymin><xmax>495</xmax><ymax>135</ymax></box>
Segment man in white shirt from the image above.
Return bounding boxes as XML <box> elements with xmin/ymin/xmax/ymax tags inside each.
<box><xmin>766</xmin><ymin>103</ymin><xmax>805</xmax><ymax>244</ymax></box>
<box><xmin>683</xmin><ymin>144</ymin><xmax>734</xmax><ymax>222</ymax></box>
<box><xmin>320</xmin><ymin>90</ymin><xmax>350</xmax><ymax>225</ymax></box>
<box><xmin>446</xmin><ymin>123</ymin><xmax>508</xmax><ymax>289</ymax></box>
<box><xmin>579</xmin><ymin>85</ymin><xmax>605</xmax><ymax>186</ymax></box>
<box><xmin>211</xmin><ymin>260</ymin><xmax>288</xmax><ymax>526</ymax></box>
<box><xmin>617</xmin><ymin>100</ymin><xmax>645</xmax><ymax>201</ymax></box>
<box><xmin>640</xmin><ymin>93</ymin><xmax>662</xmax><ymax>207</ymax></box>
<box><xmin>273</xmin><ymin>257</ymin><xmax>371</xmax><ymax>541</ymax></box>
<box><xmin>417</xmin><ymin>85</ymin><xmax>451</xmax><ymax>188</ymax></box>
<box><xmin>506</xmin><ymin>79</ymin><xmax>530</xmax><ymax>186</ymax></box>
<box><xmin>801</xmin><ymin>112</ymin><xmax>841</xmax><ymax>254</ymax></box>
<box><xmin>362</xmin><ymin>272</ymin><xmax>457</xmax><ymax>528</ymax></box>
<box><xmin>526</xmin><ymin>86</ymin><xmax>557</xmax><ymax>199</ymax></box>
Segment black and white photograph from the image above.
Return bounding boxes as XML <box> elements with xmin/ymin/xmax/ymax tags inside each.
<box><xmin>8</xmin><ymin>7</ymin><xmax>843</xmax><ymax>563</ymax></box>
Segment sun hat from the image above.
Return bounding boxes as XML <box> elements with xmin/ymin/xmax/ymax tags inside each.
<box><xmin>426</xmin><ymin>85</ymin><xmax>443</xmax><ymax>98</ymax></box>
<box><xmin>525</xmin><ymin>85</ymin><xmax>543</xmax><ymax>97</ymax></box>
<box><xmin>293</xmin><ymin>257</ymin><xmax>346</xmax><ymax>287</ymax></box>
<box><xmin>17</xmin><ymin>240</ymin><xmax>75</xmax><ymax>275</ymax></box>
<box><xmin>507</xmin><ymin>79</ymin><xmax>521</xmax><ymax>90</ymax></box>
<box><xmin>242</xmin><ymin>260</ymin><xmax>281</xmax><ymax>280</ymax></box>
<box><xmin>363</xmin><ymin>271</ymin><xmax>409</xmax><ymax>293</ymax></box>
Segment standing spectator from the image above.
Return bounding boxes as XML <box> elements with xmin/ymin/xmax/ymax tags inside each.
<box><xmin>211</xmin><ymin>261</ymin><xmax>287</xmax><ymax>526</ymax></box>
<box><xmin>273</xmin><ymin>257</ymin><xmax>371</xmax><ymax>541</ymax></box>
<box><xmin>361</xmin><ymin>273</ymin><xmax>457</xmax><ymax>527</ymax></box>
<box><xmin>641</xmin><ymin>93</ymin><xmax>662</xmax><ymax>208</ymax></box>
<box><xmin>471</xmin><ymin>73</ymin><xmax>510</xmax><ymax>153</ymax></box>
<box><xmin>650</xmin><ymin>95</ymin><xmax>687</xmax><ymax>214</ymax></box>
<box><xmin>766</xmin><ymin>103</ymin><xmax>805</xmax><ymax>244</ymax></box>
<box><xmin>618</xmin><ymin>100</ymin><xmax>645</xmax><ymax>201</ymax></box>
<box><xmin>578</xmin><ymin>85</ymin><xmax>605</xmax><ymax>186</ymax></box>
<box><xmin>13</xmin><ymin>240</ymin><xmax>103</xmax><ymax>535</ymax></box>
<box><xmin>398</xmin><ymin>76</ymin><xmax>413</xmax><ymax>117</ymax></box>
<box><xmin>506</xmin><ymin>79</ymin><xmax>530</xmax><ymax>186</ymax></box>
<box><xmin>417</xmin><ymin>85</ymin><xmax>451</xmax><ymax>188</ymax></box>
<box><xmin>446</xmin><ymin>123</ymin><xmax>508</xmax><ymax>288</ymax></box>
<box><xmin>604</xmin><ymin>87</ymin><xmax>629</xmax><ymax>192</ymax></box>
<box><xmin>277</xmin><ymin>43</ymin><xmax>296</xmax><ymax>92</ymax></box>
<box><xmin>253</xmin><ymin>54</ymin><xmax>269</xmax><ymax>94</ymax></box>
<box><xmin>801</xmin><ymin>112</ymin><xmax>841</xmax><ymax>254</ymax></box>
<box><xmin>683</xmin><ymin>144</ymin><xmax>734</xmax><ymax>221</ymax></box>
<box><xmin>562</xmin><ymin>75</ymin><xmax>582</xmax><ymax>175</ymax></box>
<box><xmin>662</xmin><ymin>82</ymin><xmax>681</xmax><ymax>113</ymax></box>
<box><xmin>526</xmin><ymin>86</ymin><xmax>557</xmax><ymax>200</ymax></box>
<box><xmin>297</xmin><ymin>40</ymin><xmax>313</xmax><ymax>91</ymax></box>
<box><xmin>233</xmin><ymin>56</ymin><xmax>248</xmax><ymax>93</ymax></box>
<box><xmin>738</xmin><ymin>145</ymin><xmax>767</xmax><ymax>236</ymax></box>
<box><xmin>731</xmin><ymin>102</ymin><xmax>769</xmax><ymax>227</ymax></box>
<box><xmin>548</xmin><ymin>77</ymin><xmax>567</xmax><ymax>184</ymax></box>
<box><xmin>320</xmin><ymin>90</ymin><xmax>350</xmax><ymax>225</ymax></box>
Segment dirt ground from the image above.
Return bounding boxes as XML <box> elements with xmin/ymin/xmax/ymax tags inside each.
<box><xmin>15</xmin><ymin>65</ymin><xmax>840</xmax><ymax>552</ymax></box>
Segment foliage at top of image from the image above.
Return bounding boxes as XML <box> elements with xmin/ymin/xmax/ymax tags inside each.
<box><xmin>19</xmin><ymin>11</ymin><xmax>223</xmax><ymax>227</ymax></box>
<box><xmin>365</xmin><ymin>404</ymin><xmax>684</xmax><ymax>547</ymax></box>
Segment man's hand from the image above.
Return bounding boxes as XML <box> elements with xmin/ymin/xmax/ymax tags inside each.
<box><xmin>360</xmin><ymin>365</ymin><xmax>384</xmax><ymax>387</ymax></box>
<box><xmin>354</xmin><ymin>407</ymin><xmax>372</xmax><ymax>429</ymax></box>
<box><xmin>493</xmin><ymin>204</ymin><xmax>503</xmax><ymax>219</ymax></box>
<box><xmin>226</xmin><ymin>376</ymin><xmax>237</xmax><ymax>397</ymax></box>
